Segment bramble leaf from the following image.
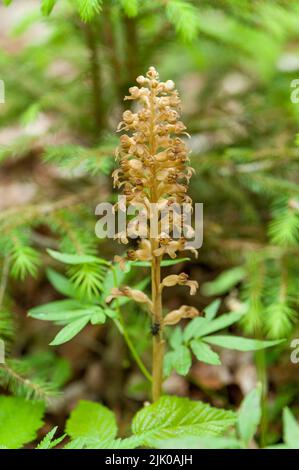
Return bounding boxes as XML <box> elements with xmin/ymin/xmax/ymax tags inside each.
<box><xmin>0</xmin><ymin>396</ymin><xmax>44</xmax><ymax>449</ymax></box>
<box><xmin>66</xmin><ymin>400</ymin><xmax>117</xmax><ymax>443</ymax></box>
<box><xmin>132</xmin><ymin>396</ymin><xmax>236</xmax><ymax>447</ymax></box>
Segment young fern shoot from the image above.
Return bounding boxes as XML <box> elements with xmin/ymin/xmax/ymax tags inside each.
<box><xmin>107</xmin><ymin>67</ymin><xmax>199</xmax><ymax>401</ymax></box>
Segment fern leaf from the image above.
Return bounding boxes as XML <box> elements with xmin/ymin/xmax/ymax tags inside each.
<box><xmin>75</xmin><ymin>0</ymin><xmax>103</xmax><ymax>22</ymax></box>
<box><xmin>166</xmin><ymin>0</ymin><xmax>200</xmax><ymax>42</ymax></box>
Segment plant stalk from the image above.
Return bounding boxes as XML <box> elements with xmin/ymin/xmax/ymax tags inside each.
<box><xmin>151</xmin><ymin>253</ymin><xmax>164</xmax><ymax>401</ymax></box>
<box><xmin>147</xmin><ymin>81</ymin><xmax>165</xmax><ymax>402</ymax></box>
<box><xmin>111</xmin><ymin>265</ymin><xmax>152</xmax><ymax>383</ymax></box>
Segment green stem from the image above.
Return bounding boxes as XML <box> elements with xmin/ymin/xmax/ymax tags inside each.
<box><xmin>256</xmin><ymin>348</ymin><xmax>268</xmax><ymax>448</ymax></box>
<box><xmin>114</xmin><ymin>317</ymin><xmax>152</xmax><ymax>383</ymax></box>
<box><xmin>111</xmin><ymin>265</ymin><xmax>152</xmax><ymax>383</ymax></box>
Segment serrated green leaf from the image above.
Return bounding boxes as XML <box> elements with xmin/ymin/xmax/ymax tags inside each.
<box><xmin>0</xmin><ymin>396</ymin><xmax>44</xmax><ymax>448</ymax></box>
<box><xmin>156</xmin><ymin>435</ymin><xmax>241</xmax><ymax>449</ymax></box>
<box><xmin>283</xmin><ymin>408</ymin><xmax>299</xmax><ymax>449</ymax></box>
<box><xmin>66</xmin><ymin>400</ymin><xmax>117</xmax><ymax>443</ymax></box>
<box><xmin>238</xmin><ymin>385</ymin><xmax>261</xmax><ymax>446</ymax></box>
<box><xmin>190</xmin><ymin>340</ymin><xmax>221</xmax><ymax>365</ymax></box>
<box><xmin>84</xmin><ymin>435</ymin><xmax>142</xmax><ymax>449</ymax></box>
<box><xmin>132</xmin><ymin>396</ymin><xmax>236</xmax><ymax>447</ymax></box>
<box><xmin>204</xmin><ymin>335</ymin><xmax>284</xmax><ymax>352</ymax></box>
<box><xmin>36</xmin><ymin>427</ymin><xmax>66</xmax><ymax>449</ymax></box>
<box><xmin>50</xmin><ymin>316</ymin><xmax>90</xmax><ymax>345</ymax></box>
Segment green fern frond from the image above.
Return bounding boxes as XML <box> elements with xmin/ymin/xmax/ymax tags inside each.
<box><xmin>36</xmin><ymin>427</ymin><xmax>66</xmax><ymax>449</ymax></box>
<box><xmin>0</xmin><ymin>360</ymin><xmax>58</xmax><ymax>401</ymax></box>
<box><xmin>48</xmin><ymin>210</ymin><xmax>98</xmax><ymax>256</ymax></box>
<box><xmin>268</xmin><ymin>201</ymin><xmax>299</xmax><ymax>247</ymax></box>
<box><xmin>43</xmin><ymin>143</ymin><xmax>114</xmax><ymax>176</ymax></box>
<box><xmin>265</xmin><ymin>303</ymin><xmax>296</xmax><ymax>339</ymax></box>
<box><xmin>6</xmin><ymin>230</ymin><xmax>41</xmax><ymax>281</ymax></box>
<box><xmin>10</xmin><ymin>245</ymin><xmax>40</xmax><ymax>280</ymax></box>
<box><xmin>0</xmin><ymin>310</ymin><xmax>15</xmax><ymax>345</ymax></box>
<box><xmin>68</xmin><ymin>263</ymin><xmax>106</xmax><ymax>300</ymax></box>
<box><xmin>241</xmin><ymin>253</ymin><xmax>266</xmax><ymax>335</ymax></box>
<box><xmin>75</xmin><ymin>0</ymin><xmax>103</xmax><ymax>22</ymax></box>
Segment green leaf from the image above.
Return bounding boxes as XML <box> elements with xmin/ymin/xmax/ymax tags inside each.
<box><xmin>66</xmin><ymin>400</ymin><xmax>117</xmax><ymax>443</ymax></box>
<box><xmin>0</xmin><ymin>396</ymin><xmax>44</xmax><ymax>448</ymax></box>
<box><xmin>164</xmin><ymin>345</ymin><xmax>192</xmax><ymax>376</ymax></box>
<box><xmin>204</xmin><ymin>299</ymin><xmax>221</xmax><ymax>321</ymax></box>
<box><xmin>47</xmin><ymin>249</ymin><xmax>109</xmax><ymax>266</ymax></box>
<box><xmin>130</xmin><ymin>258</ymin><xmax>190</xmax><ymax>268</ymax></box>
<box><xmin>3</xmin><ymin>0</ymin><xmax>12</xmax><ymax>5</ymax></box>
<box><xmin>169</xmin><ymin>326</ymin><xmax>183</xmax><ymax>349</ymax></box>
<box><xmin>50</xmin><ymin>317</ymin><xmax>90</xmax><ymax>345</ymax></box>
<box><xmin>46</xmin><ymin>268</ymin><xmax>76</xmax><ymax>298</ymax></box>
<box><xmin>132</xmin><ymin>396</ymin><xmax>236</xmax><ymax>447</ymax></box>
<box><xmin>183</xmin><ymin>317</ymin><xmax>209</xmax><ymax>342</ymax></box>
<box><xmin>195</xmin><ymin>312</ymin><xmax>245</xmax><ymax>338</ymax></box>
<box><xmin>202</xmin><ymin>267</ymin><xmax>246</xmax><ymax>296</ymax></box>
<box><xmin>166</xmin><ymin>0</ymin><xmax>200</xmax><ymax>42</ymax></box>
<box><xmin>190</xmin><ymin>340</ymin><xmax>221</xmax><ymax>365</ymax></box>
<box><xmin>68</xmin><ymin>263</ymin><xmax>105</xmax><ymax>299</ymax></box>
<box><xmin>28</xmin><ymin>299</ymin><xmax>85</xmax><ymax>322</ymax></box>
<box><xmin>101</xmin><ymin>264</ymin><xmax>126</xmax><ymax>299</ymax></box>
<box><xmin>20</xmin><ymin>103</ymin><xmax>41</xmax><ymax>126</ymax></box>
<box><xmin>41</xmin><ymin>0</ymin><xmax>57</xmax><ymax>16</ymax></box>
<box><xmin>238</xmin><ymin>385</ymin><xmax>262</xmax><ymax>446</ymax></box>
<box><xmin>36</xmin><ymin>427</ymin><xmax>66</xmax><ymax>449</ymax></box>
<box><xmin>75</xmin><ymin>0</ymin><xmax>103</xmax><ymax>22</ymax></box>
<box><xmin>204</xmin><ymin>335</ymin><xmax>284</xmax><ymax>352</ymax></box>
<box><xmin>283</xmin><ymin>408</ymin><xmax>299</xmax><ymax>449</ymax></box>
<box><xmin>90</xmin><ymin>310</ymin><xmax>106</xmax><ymax>324</ymax></box>
<box><xmin>120</xmin><ymin>0</ymin><xmax>138</xmax><ymax>17</ymax></box>
<box><xmin>184</xmin><ymin>310</ymin><xmax>244</xmax><ymax>343</ymax></box>
<box><xmin>156</xmin><ymin>436</ymin><xmax>241</xmax><ymax>449</ymax></box>
<box><xmin>10</xmin><ymin>245</ymin><xmax>40</xmax><ymax>280</ymax></box>
<box><xmin>86</xmin><ymin>436</ymin><xmax>142</xmax><ymax>449</ymax></box>
<box><xmin>30</xmin><ymin>307</ymin><xmax>99</xmax><ymax>324</ymax></box>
